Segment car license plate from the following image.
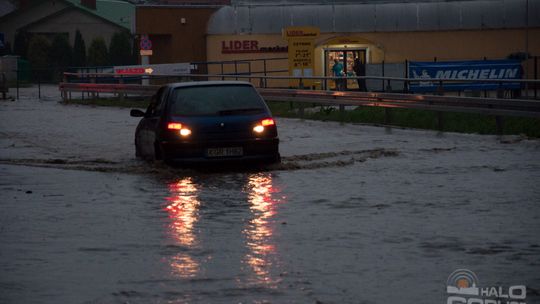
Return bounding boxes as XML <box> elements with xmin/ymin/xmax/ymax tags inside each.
<box><xmin>206</xmin><ymin>147</ymin><xmax>243</xmax><ymax>158</ymax></box>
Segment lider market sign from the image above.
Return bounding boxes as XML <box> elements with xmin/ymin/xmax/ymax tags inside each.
<box><xmin>221</xmin><ymin>40</ymin><xmax>287</xmax><ymax>54</ymax></box>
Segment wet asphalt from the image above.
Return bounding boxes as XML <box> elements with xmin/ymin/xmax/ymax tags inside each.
<box><xmin>1</xmin><ymin>86</ymin><xmax>539</xmax><ymax>304</ymax></box>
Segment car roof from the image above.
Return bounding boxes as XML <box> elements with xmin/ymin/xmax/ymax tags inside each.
<box><xmin>165</xmin><ymin>81</ymin><xmax>255</xmax><ymax>89</ymax></box>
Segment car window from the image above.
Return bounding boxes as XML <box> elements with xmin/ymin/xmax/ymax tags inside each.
<box><xmin>169</xmin><ymin>85</ymin><xmax>266</xmax><ymax>116</ymax></box>
<box><xmin>154</xmin><ymin>87</ymin><xmax>167</xmax><ymax>114</ymax></box>
<box><xmin>146</xmin><ymin>87</ymin><xmax>166</xmax><ymax>117</ymax></box>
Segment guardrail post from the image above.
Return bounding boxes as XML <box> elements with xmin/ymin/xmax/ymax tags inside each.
<box><xmin>16</xmin><ymin>69</ymin><xmax>19</xmax><ymax>100</ymax></box>
<box><xmin>221</xmin><ymin>62</ymin><xmax>224</xmax><ymax>81</ymax></box>
<box><xmin>38</xmin><ymin>71</ymin><xmax>41</xmax><ymax>100</ymax></box>
<box><xmin>535</xmin><ymin>56</ymin><xmax>538</xmax><ymax>100</ymax></box>
<box><xmin>497</xmin><ymin>82</ymin><xmax>504</xmax><ymax>99</ymax></box>
<box><xmin>1</xmin><ymin>73</ymin><xmax>5</xmax><ymax>100</ymax></box>
<box><xmin>495</xmin><ymin>116</ymin><xmax>504</xmax><ymax>135</ymax></box>
<box><xmin>248</xmin><ymin>62</ymin><xmax>252</xmax><ymax>84</ymax></box>
<box><xmin>437</xmin><ymin>112</ymin><xmax>444</xmax><ymax>131</ymax></box>
<box><xmin>384</xmin><ymin>108</ymin><xmax>392</xmax><ymax>125</ymax></box>
<box><xmin>60</xmin><ymin>73</ymin><xmax>66</xmax><ymax>102</ymax></box>
<box><xmin>119</xmin><ymin>76</ymin><xmax>124</xmax><ymax>101</ymax></box>
<box><xmin>437</xmin><ymin>80</ymin><xmax>444</xmax><ymax>95</ymax></box>
<box><xmin>91</xmin><ymin>76</ymin><xmax>96</xmax><ymax>99</ymax></box>
<box><xmin>381</xmin><ymin>60</ymin><xmax>385</xmax><ymax>91</ymax></box>
<box><xmin>405</xmin><ymin>59</ymin><xmax>409</xmax><ymax>93</ymax></box>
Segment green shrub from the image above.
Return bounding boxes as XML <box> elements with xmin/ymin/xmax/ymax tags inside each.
<box><xmin>87</xmin><ymin>37</ymin><xmax>109</xmax><ymax>66</ymax></box>
<box><xmin>73</xmin><ymin>29</ymin><xmax>86</xmax><ymax>67</ymax></box>
<box><xmin>27</xmin><ymin>35</ymin><xmax>51</xmax><ymax>69</ymax></box>
<box><xmin>49</xmin><ymin>34</ymin><xmax>72</xmax><ymax>68</ymax></box>
<box><xmin>109</xmin><ymin>31</ymin><xmax>132</xmax><ymax>66</ymax></box>
<box><xmin>13</xmin><ymin>30</ymin><xmax>30</xmax><ymax>59</ymax></box>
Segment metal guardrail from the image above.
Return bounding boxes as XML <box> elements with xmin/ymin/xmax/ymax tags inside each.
<box><xmin>58</xmin><ymin>82</ymin><xmax>160</xmax><ymax>101</ymax></box>
<box><xmin>58</xmin><ymin>72</ymin><xmax>540</xmax><ymax>133</ymax></box>
<box><xmin>258</xmin><ymin>89</ymin><xmax>540</xmax><ymax>118</ymax></box>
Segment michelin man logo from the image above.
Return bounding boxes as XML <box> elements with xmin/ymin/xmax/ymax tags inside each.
<box><xmin>412</xmin><ymin>69</ymin><xmax>433</xmax><ymax>87</ymax></box>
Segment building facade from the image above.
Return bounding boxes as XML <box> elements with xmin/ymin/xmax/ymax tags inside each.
<box><xmin>202</xmin><ymin>0</ymin><xmax>539</xmax><ymax>88</ymax></box>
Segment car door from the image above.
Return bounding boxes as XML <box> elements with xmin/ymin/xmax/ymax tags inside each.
<box><xmin>137</xmin><ymin>86</ymin><xmax>166</xmax><ymax>159</ymax></box>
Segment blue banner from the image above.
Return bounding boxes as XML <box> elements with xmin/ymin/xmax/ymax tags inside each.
<box><xmin>409</xmin><ymin>60</ymin><xmax>522</xmax><ymax>92</ymax></box>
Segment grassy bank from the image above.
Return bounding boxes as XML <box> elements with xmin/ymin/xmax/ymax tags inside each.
<box><xmin>266</xmin><ymin>101</ymin><xmax>540</xmax><ymax>138</ymax></box>
<box><xmin>63</xmin><ymin>97</ymin><xmax>539</xmax><ymax>137</ymax></box>
<box><xmin>62</xmin><ymin>97</ymin><xmax>149</xmax><ymax>109</ymax></box>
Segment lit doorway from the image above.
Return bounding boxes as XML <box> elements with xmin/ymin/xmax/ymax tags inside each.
<box><xmin>324</xmin><ymin>49</ymin><xmax>367</xmax><ymax>90</ymax></box>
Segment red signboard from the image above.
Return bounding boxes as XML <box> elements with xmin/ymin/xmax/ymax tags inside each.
<box><xmin>115</xmin><ymin>68</ymin><xmax>146</xmax><ymax>75</ymax></box>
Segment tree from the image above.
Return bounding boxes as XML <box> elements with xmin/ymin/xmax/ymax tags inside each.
<box><xmin>49</xmin><ymin>34</ymin><xmax>72</xmax><ymax>68</ymax></box>
<box><xmin>131</xmin><ymin>36</ymin><xmax>139</xmax><ymax>64</ymax></box>
<box><xmin>73</xmin><ymin>29</ymin><xmax>86</xmax><ymax>67</ymax></box>
<box><xmin>27</xmin><ymin>35</ymin><xmax>52</xmax><ymax>80</ymax></box>
<box><xmin>109</xmin><ymin>31</ymin><xmax>132</xmax><ymax>66</ymax></box>
<box><xmin>13</xmin><ymin>30</ymin><xmax>30</xmax><ymax>59</ymax></box>
<box><xmin>87</xmin><ymin>37</ymin><xmax>108</xmax><ymax>66</ymax></box>
<box><xmin>0</xmin><ymin>41</ymin><xmax>12</xmax><ymax>56</ymax></box>
<box><xmin>27</xmin><ymin>35</ymin><xmax>51</xmax><ymax>70</ymax></box>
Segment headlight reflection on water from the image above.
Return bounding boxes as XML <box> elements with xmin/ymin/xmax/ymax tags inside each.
<box><xmin>243</xmin><ymin>173</ymin><xmax>284</xmax><ymax>286</ymax></box>
<box><xmin>165</xmin><ymin>177</ymin><xmax>200</xmax><ymax>278</ymax></box>
<box><xmin>163</xmin><ymin>173</ymin><xmax>286</xmax><ymax>285</ymax></box>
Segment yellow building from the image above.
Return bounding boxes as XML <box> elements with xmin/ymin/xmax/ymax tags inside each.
<box><xmin>205</xmin><ymin>0</ymin><xmax>539</xmax><ymax>89</ymax></box>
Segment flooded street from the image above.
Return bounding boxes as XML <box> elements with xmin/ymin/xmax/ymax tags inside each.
<box><xmin>1</xmin><ymin>86</ymin><xmax>540</xmax><ymax>303</ymax></box>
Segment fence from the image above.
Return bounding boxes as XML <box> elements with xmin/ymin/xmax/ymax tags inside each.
<box><xmin>6</xmin><ymin>55</ymin><xmax>540</xmax><ymax>100</ymax></box>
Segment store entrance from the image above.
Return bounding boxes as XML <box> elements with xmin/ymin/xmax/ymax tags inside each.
<box><xmin>324</xmin><ymin>49</ymin><xmax>367</xmax><ymax>90</ymax></box>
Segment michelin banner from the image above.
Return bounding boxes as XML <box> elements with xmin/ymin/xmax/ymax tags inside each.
<box><xmin>409</xmin><ymin>60</ymin><xmax>522</xmax><ymax>92</ymax></box>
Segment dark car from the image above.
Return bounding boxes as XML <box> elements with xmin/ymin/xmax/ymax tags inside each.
<box><xmin>130</xmin><ymin>81</ymin><xmax>280</xmax><ymax>165</ymax></box>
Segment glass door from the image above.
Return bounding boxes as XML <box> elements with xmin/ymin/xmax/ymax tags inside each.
<box><xmin>324</xmin><ymin>49</ymin><xmax>367</xmax><ymax>90</ymax></box>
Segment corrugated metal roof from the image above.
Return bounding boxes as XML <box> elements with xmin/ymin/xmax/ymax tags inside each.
<box><xmin>208</xmin><ymin>0</ymin><xmax>540</xmax><ymax>34</ymax></box>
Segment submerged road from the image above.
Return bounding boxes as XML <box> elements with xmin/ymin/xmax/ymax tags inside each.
<box><xmin>1</xmin><ymin>86</ymin><xmax>539</xmax><ymax>303</ymax></box>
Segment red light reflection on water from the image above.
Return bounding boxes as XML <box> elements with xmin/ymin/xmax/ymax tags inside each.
<box><xmin>165</xmin><ymin>178</ymin><xmax>200</xmax><ymax>278</ymax></box>
<box><xmin>243</xmin><ymin>173</ymin><xmax>283</xmax><ymax>285</ymax></box>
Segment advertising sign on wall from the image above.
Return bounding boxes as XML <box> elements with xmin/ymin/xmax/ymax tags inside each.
<box><xmin>409</xmin><ymin>60</ymin><xmax>522</xmax><ymax>92</ymax></box>
<box><xmin>283</xmin><ymin>26</ymin><xmax>320</xmax><ymax>87</ymax></box>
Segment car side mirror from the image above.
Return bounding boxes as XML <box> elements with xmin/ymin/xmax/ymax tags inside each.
<box><xmin>130</xmin><ymin>109</ymin><xmax>145</xmax><ymax>117</ymax></box>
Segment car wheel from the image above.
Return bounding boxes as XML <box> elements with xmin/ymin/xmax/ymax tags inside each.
<box><xmin>153</xmin><ymin>142</ymin><xmax>163</xmax><ymax>160</ymax></box>
<box><xmin>135</xmin><ymin>139</ymin><xmax>141</xmax><ymax>158</ymax></box>
<box><xmin>155</xmin><ymin>143</ymin><xmax>175</xmax><ymax>165</ymax></box>
<box><xmin>272</xmin><ymin>153</ymin><xmax>282</xmax><ymax>164</ymax></box>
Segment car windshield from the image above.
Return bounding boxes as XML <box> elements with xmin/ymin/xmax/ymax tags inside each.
<box><xmin>169</xmin><ymin>85</ymin><xmax>266</xmax><ymax>116</ymax></box>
